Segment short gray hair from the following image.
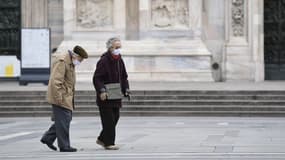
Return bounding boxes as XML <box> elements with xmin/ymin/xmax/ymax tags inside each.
<box><xmin>106</xmin><ymin>37</ymin><xmax>120</xmax><ymax>49</ymax></box>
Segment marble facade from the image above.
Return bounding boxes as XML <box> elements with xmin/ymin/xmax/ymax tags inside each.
<box><xmin>56</xmin><ymin>0</ymin><xmax>213</xmax><ymax>82</ymax></box>
<box><xmin>22</xmin><ymin>0</ymin><xmax>268</xmax><ymax>82</ymax></box>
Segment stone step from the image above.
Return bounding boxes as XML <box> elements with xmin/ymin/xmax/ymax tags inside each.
<box><xmin>0</xmin><ymin>90</ymin><xmax>281</xmax><ymax>95</ymax></box>
<box><xmin>1</xmin><ymin>100</ymin><xmax>285</xmax><ymax>106</ymax></box>
<box><xmin>1</xmin><ymin>110</ymin><xmax>285</xmax><ymax>117</ymax></box>
<box><xmin>2</xmin><ymin>95</ymin><xmax>285</xmax><ymax>100</ymax></box>
<box><xmin>1</xmin><ymin>90</ymin><xmax>285</xmax><ymax>116</ymax></box>
<box><xmin>1</xmin><ymin>105</ymin><xmax>285</xmax><ymax>112</ymax></box>
<box><xmin>1</xmin><ymin>92</ymin><xmax>285</xmax><ymax>98</ymax></box>
<box><xmin>2</xmin><ymin>90</ymin><xmax>285</xmax><ymax>95</ymax></box>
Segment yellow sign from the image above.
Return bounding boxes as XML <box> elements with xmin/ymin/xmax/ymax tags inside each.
<box><xmin>5</xmin><ymin>64</ymin><xmax>14</xmax><ymax>77</ymax></box>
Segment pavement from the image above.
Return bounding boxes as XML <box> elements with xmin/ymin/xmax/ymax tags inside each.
<box><xmin>1</xmin><ymin>117</ymin><xmax>285</xmax><ymax>159</ymax></box>
<box><xmin>1</xmin><ymin>81</ymin><xmax>285</xmax><ymax>159</ymax></box>
<box><xmin>1</xmin><ymin>81</ymin><xmax>285</xmax><ymax>91</ymax></box>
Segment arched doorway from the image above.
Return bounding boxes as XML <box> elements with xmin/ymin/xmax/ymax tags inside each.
<box><xmin>264</xmin><ymin>0</ymin><xmax>285</xmax><ymax>80</ymax></box>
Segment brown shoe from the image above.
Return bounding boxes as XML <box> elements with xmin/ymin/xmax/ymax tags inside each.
<box><xmin>105</xmin><ymin>145</ymin><xmax>119</xmax><ymax>150</ymax></box>
<box><xmin>96</xmin><ymin>139</ymin><xmax>105</xmax><ymax>148</ymax></box>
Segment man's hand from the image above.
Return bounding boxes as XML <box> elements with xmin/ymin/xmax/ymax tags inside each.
<box><xmin>100</xmin><ymin>92</ymin><xmax>108</xmax><ymax>101</ymax></box>
<box><xmin>55</xmin><ymin>96</ymin><xmax>63</xmax><ymax>105</ymax></box>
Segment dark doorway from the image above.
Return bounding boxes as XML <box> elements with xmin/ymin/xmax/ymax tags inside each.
<box><xmin>264</xmin><ymin>0</ymin><xmax>285</xmax><ymax>80</ymax></box>
<box><xmin>0</xmin><ymin>0</ymin><xmax>21</xmax><ymax>59</ymax></box>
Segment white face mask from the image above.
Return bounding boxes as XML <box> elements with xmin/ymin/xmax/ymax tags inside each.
<box><xmin>112</xmin><ymin>49</ymin><xmax>121</xmax><ymax>55</ymax></box>
<box><xmin>72</xmin><ymin>59</ymin><xmax>81</xmax><ymax>66</ymax></box>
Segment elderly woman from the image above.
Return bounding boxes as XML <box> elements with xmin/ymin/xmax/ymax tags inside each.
<box><xmin>93</xmin><ymin>37</ymin><xmax>130</xmax><ymax>150</ymax></box>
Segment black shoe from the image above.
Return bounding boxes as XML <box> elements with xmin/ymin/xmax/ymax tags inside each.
<box><xmin>40</xmin><ymin>139</ymin><xmax>57</xmax><ymax>151</ymax></box>
<box><xmin>96</xmin><ymin>139</ymin><xmax>106</xmax><ymax>148</ymax></box>
<box><xmin>60</xmin><ymin>147</ymin><xmax>77</xmax><ymax>152</ymax></box>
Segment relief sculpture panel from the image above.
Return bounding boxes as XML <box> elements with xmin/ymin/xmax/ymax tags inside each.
<box><xmin>76</xmin><ymin>0</ymin><xmax>113</xmax><ymax>29</ymax></box>
<box><xmin>151</xmin><ymin>0</ymin><xmax>189</xmax><ymax>29</ymax></box>
<box><xmin>232</xmin><ymin>0</ymin><xmax>244</xmax><ymax>37</ymax></box>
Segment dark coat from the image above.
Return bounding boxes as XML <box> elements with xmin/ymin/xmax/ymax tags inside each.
<box><xmin>93</xmin><ymin>51</ymin><xmax>129</xmax><ymax>108</ymax></box>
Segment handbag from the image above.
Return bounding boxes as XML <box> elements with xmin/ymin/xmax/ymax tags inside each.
<box><xmin>105</xmin><ymin>83</ymin><xmax>123</xmax><ymax>100</ymax></box>
<box><xmin>105</xmin><ymin>61</ymin><xmax>123</xmax><ymax>100</ymax></box>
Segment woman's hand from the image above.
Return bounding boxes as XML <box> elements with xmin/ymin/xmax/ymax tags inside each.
<box><xmin>100</xmin><ymin>92</ymin><xmax>108</xmax><ymax>101</ymax></box>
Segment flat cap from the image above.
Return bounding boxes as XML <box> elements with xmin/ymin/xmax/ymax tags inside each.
<box><xmin>73</xmin><ymin>45</ymin><xmax>88</xmax><ymax>59</ymax></box>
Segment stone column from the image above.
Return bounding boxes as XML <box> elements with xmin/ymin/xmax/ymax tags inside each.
<box><xmin>224</xmin><ymin>0</ymin><xmax>253</xmax><ymax>81</ymax></box>
<box><xmin>22</xmin><ymin>0</ymin><xmax>48</xmax><ymax>27</ymax></box>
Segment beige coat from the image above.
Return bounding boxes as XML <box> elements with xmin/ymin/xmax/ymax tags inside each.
<box><xmin>47</xmin><ymin>53</ymin><xmax>76</xmax><ymax>111</ymax></box>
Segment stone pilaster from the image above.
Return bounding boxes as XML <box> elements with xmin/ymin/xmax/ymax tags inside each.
<box><xmin>126</xmin><ymin>0</ymin><xmax>139</xmax><ymax>40</ymax></box>
<box><xmin>48</xmin><ymin>0</ymin><xmax>64</xmax><ymax>50</ymax></box>
<box><xmin>22</xmin><ymin>0</ymin><xmax>48</xmax><ymax>27</ymax></box>
<box><xmin>224</xmin><ymin>0</ymin><xmax>253</xmax><ymax>81</ymax></box>
<box><xmin>251</xmin><ymin>0</ymin><xmax>264</xmax><ymax>82</ymax></box>
<box><xmin>189</xmin><ymin>0</ymin><xmax>202</xmax><ymax>38</ymax></box>
<box><xmin>202</xmin><ymin>0</ymin><xmax>225</xmax><ymax>82</ymax></box>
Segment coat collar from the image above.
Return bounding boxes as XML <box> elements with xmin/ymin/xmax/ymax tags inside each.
<box><xmin>58</xmin><ymin>52</ymin><xmax>74</xmax><ymax>67</ymax></box>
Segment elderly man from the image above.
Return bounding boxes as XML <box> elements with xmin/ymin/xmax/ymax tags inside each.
<box><xmin>93</xmin><ymin>37</ymin><xmax>130</xmax><ymax>150</ymax></box>
<box><xmin>41</xmin><ymin>46</ymin><xmax>88</xmax><ymax>152</ymax></box>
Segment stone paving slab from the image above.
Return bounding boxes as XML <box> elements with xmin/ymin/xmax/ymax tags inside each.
<box><xmin>0</xmin><ymin>117</ymin><xmax>285</xmax><ymax>159</ymax></box>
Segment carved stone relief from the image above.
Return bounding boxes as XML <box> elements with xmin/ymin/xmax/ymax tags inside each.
<box><xmin>151</xmin><ymin>0</ymin><xmax>189</xmax><ymax>29</ymax></box>
<box><xmin>76</xmin><ymin>0</ymin><xmax>113</xmax><ymax>29</ymax></box>
<box><xmin>232</xmin><ymin>0</ymin><xmax>244</xmax><ymax>37</ymax></box>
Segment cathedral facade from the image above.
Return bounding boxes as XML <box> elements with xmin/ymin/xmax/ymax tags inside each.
<box><xmin>0</xmin><ymin>0</ymin><xmax>279</xmax><ymax>82</ymax></box>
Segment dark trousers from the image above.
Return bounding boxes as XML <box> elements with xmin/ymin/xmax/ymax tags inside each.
<box><xmin>41</xmin><ymin>104</ymin><xmax>72</xmax><ymax>149</ymax></box>
<box><xmin>98</xmin><ymin>107</ymin><xmax>120</xmax><ymax>146</ymax></box>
